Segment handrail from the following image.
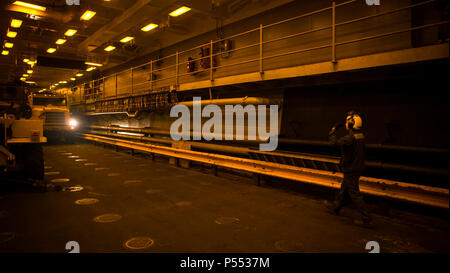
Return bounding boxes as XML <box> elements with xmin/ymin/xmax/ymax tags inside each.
<box><xmin>67</xmin><ymin>0</ymin><xmax>445</xmax><ymax>105</ymax></box>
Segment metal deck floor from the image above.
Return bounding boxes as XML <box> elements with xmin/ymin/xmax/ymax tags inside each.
<box><xmin>0</xmin><ymin>143</ymin><xmax>448</xmax><ymax>253</ymax></box>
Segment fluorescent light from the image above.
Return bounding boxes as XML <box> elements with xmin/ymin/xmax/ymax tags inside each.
<box><xmin>54</xmin><ymin>83</ymin><xmax>59</xmax><ymax>86</ymax></box>
<box><xmin>23</xmin><ymin>58</ymin><xmax>29</xmax><ymax>63</ymax></box>
<box><xmin>120</xmin><ymin>36</ymin><xmax>134</xmax><ymax>43</ymax></box>
<box><xmin>76</xmin><ymin>73</ymin><xmax>83</xmax><ymax>77</ymax></box>
<box><xmin>47</xmin><ymin>48</ymin><xmax>56</xmax><ymax>53</ymax></box>
<box><xmin>169</xmin><ymin>6</ymin><xmax>191</xmax><ymax>17</ymax></box>
<box><xmin>13</xmin><ymin>1</ymin><xmax>46</xmax><ymax>11</ymax></box>
<box><xmin>55</xmin><ymin>39</ymin><xmax>66</xmax><ymax>45</ymax></box>
<box><xmin>25</xmin><ymin>81</ymin><xmax>36</xmax><ymax>84</ymax></box>
<box><xmin>80</xmin><ymin>10</ymin><xmax>96</xmax><ymax>21</ymax></box>
<box><xmin>27</xmin><ymin>70</ymin><xmax>33</xmax><ymax>74</ymax></box>
<box><xmin>64</xmin><ymin>29</ymin><xmax>77</xmax><ymax>36</ymax></box>
<box><xmin>20</xmin><ymin>77</ymin><xmax>26</xmax><ymax>81</ymax></box>
<box><xmin>85</xmin><ymin>61</ymin><xmax>103</xmax><ymax>67</ymax></box>
<box><xmin>23</xmin><ymin>74</ymin><xmax>29</xmax><ymax>77</ymax></box>
<box><xmin>59</xmin><ymin>80</ymin><xmax>67</xmax><ymax>84</ymax></box>
<box><xmin>104</xmin><ymin>45</ymin><xmax>116</xmax><ymax>52</ymax></box>
<box><xmin>7</xmin><ymin>29</ymin><xmax>17</xmax><ymax>38</ymax></box>
<box><xmin>4</xmin><ymin>42</ymin><xmax>14</xmax><ymax>48</ymax></box>
<box><xmin>11</xmin><ymin>19</ymin><xmax>23</xmax><ymax>28</ymax></box>
<box><xmin>86</xmin><ymin>67</ymin><xmax>96</xmax><ymax>71</ymax></box>
<box><xmin>1</xmin><ymin>50</ymin><xmax>9</xmax><ymax>56</ymax></box>
<box><xmin>70</xmin><ymin>78</ymin><xmax>76</xmax><ymax>81</ymax></box>
<box><xmin>141</xmin><ymin>23</ymin><xmax>158</xmax><ymax>32</ymax></box>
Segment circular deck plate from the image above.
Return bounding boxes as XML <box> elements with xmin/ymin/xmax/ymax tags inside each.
<box><xmin>145</xmin><ymin>189</ymin><xmax>162</xmax><ymax>194</ymax></box>
<box><xmin>124</xmin><ymin>180</ymin><xmax>142</xmax><ymax>184</ymax></box>
<box><xmin>124</xmin><ymin>237</ymin><xmax>154</xmax><ymax>250</ymax></box>
<box><xmin>65</xmin><ymin>186</ymin><xmax>84</xmax><ymax>192</ymax></box>
<box><xmin>93</xmin><ymin>213</ymin><xmax>122</xmax><ymax>223</ymax></box>
<box><xmin>45</xmin><ymin>171</ymin><xmax>60</xmax><ymax>176</ymax></box>
<box><xmin>175</xmin><ymin>201</ymin><xmax>192</xmax><ymax>207</ymax></box>
<box><xmin>75</xmin><ymin>198</ymin><xmax>99</xmax><ymax>205</ymax></box>
<box><xmin>51</xmin><ymin>178</ymin><xmax>70</xmax><ymax>183</ymax></box>
<box><xmin>215</xmin><ymin>217</ymin><xmax>240</xmax><ymax>225</ymax></box>
<box><xmin>277</xmin><ymin>202</ymin><xmax>296</xmax><ymax>208</ymax></box>
<box><xmin>274</xmin><ymin>240</ymin><xmax>304</xmax><ymax>252</ymax></box>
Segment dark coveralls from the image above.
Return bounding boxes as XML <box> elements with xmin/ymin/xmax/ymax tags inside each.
<box><xmin>330</xmin><ymin>130</ymin><xmax>371</xmax><ymax>223</ymax></box>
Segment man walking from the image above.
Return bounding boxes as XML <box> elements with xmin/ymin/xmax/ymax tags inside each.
<box><xmin>326</xmin><ymin>111</ymin><xmax>375</xmax><ymax>229</ymax></box>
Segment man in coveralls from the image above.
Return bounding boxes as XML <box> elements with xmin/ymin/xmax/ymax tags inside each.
<box><xmin>326</xmin><ymin>111</ymin><xmax>375</xmax><ymax>229</ymax></box>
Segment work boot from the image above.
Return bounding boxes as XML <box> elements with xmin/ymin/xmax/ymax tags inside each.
<box><xmin>353</xmin><ymin>219</ymin><xmax>375</xmax><ymax>229</ymax></box>
<box><xmin>323</xmin><ymin>200</ymin><xmax>339</xmax><ymax>216</ymax></box>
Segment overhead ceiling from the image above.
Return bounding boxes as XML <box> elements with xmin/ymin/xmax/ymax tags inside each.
<box><xmin>0</xmin><ymin>0</ymin><xmax>291</xmax><ymax>90</ymax></box>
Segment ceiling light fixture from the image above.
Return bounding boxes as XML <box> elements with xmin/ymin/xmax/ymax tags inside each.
<box><xmin>70</xmin><ymin>78</ymin><xmax>76</xmax><ymax>81</ymax></box>
<box><xmin>27</xmin><ymin>70</ymin><xmax>33</xmax><ymax>74</ymax></box>
<box><xmin>169</xmin><ymin>6</ymin><xmax>191</xmax><ymax>17</ymax></box>
<box><xmin>80</xmin><ymin>10</ymin><xmax>96</xmax><ymax>21</ymax></box>
<box><xmin>76</xmin><ymin>73</ymin><xmax>83</xmax><ymax>77</ymax></box>
<box><xmin>85</xmin><ymin>61</ymin><xmax>103</xmax><ymax>67</ymax></box>
<box><xmin>7</xmin><ymin>29</ymin><xmax>18</xmax><ymax>38</ymax></box>
<box><xmin>47</xmin><ymin>48</ymin><xmax>56</xmax><ymax>53</ymax></box>
<box><xmin>55</xmin><ymin>39</ymin><xmax>66</xmax><ymax>45</ymax></box>
<box><xmin>64</xmin><ymin>29</ymin><xmax>77</xmax><ymax>36</ymax></box>
<box><xmin>23</xmin><ymin>74</ymin><xmax>29</xmax><ymax>77</ymax></box>
<box><xmin>23</xmin><ymin>58</ymin><xmax>29</xmax><ymax>63</ymax></box>
<box><xmin>13</xmin><ymin>1</ymin><xmax>46</xmax><ymax>11</ymax></box>
<box><xmin>120</xmin><ymin>36</ymin><xmax>134</xmax><ymax>43</ymax></box>
<box><xmin>1</xmin><ymin>50</ymin><xmax>9</xmax><ymax>56</ymax></box>
<box><xmin>141</xmin><ymin>23</ymin><xmax>158</xmax><ymax>32</ymax></box>
<box><xmin>86</xmin><ymin>67</ymin><xmax>96</xmax><ymax>71</ymax></box>
<box><xmin>11</xmin><ymin>19</ymin><xmax>23</xmax><ymax>28</ymax></box>
<box><xmin>4</xmin><ymin>42</ymin><xmax>14</xmax><ymax>48</ymax></box>
<box><xmin>104</xmin><ymin>45</ymin><xmax>116</xmax><ymax>52</ymax></box>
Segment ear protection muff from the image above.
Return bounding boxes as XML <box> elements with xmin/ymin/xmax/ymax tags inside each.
<box><xmin>346</xmin><ymin>111</ymin><xmax>362</xmax><ymax>130</ymax></box>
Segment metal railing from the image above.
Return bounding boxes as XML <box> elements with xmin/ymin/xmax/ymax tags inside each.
<box><xmin>80</xmin><ymin>132</ymin><xmax>449</xmax><ymax>209</ymax></box>
<box><xmin>68</xmin><ymin>0</ymin><xmax>448</xmax><ymax>105</ymax></box>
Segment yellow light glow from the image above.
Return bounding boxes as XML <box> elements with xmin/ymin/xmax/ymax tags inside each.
<box><xmin>141</xmin><ymin>23</ymin><xmax>158</xmax><ymax>32</ymax></box>
<box><xmin>55</xmin><ymin>39</ymin><xmax>66</xmax><ymax>45</ymax></box>
<box><xmin>13</xmin><ymin>1</ymin><xmax>46</xmax><ymax>11</ymax></box>
<box><xmin>80</xmin><ymin>10</ymin><xmax>96</xmax><ymax>21</ymax></box>
<box><xmin>59</xmin><ymin>80</ymin><xmax>67</xmax><ymax>84</ymax></box>
<box><xmin>86</xmin><ymin>67</ymin><xmax>96</xmax><ymax>71</ymax></box>
<box><xmin>23</xmin><ymin>74</ymin><xmax>29</xmax><ymax>77</ymax></box>
<box><xmin>11</xmin><ymin>19</ymin><xmax>23</xmax><ymax>28</ymax></box>
<box><xmin>27</xmin><ymin>70</ymin><xmax>33</xmax><ymax>74</ymax></box>
<box><xmin>23</xmin><ymin>58</ymin><xmax>29</xmax><ymax>63</ymax></box>
<box><xmin>169</xmin><ymin>6</ymin><xmax>191</xmax><ymax>17</ymax></box>
<box><xmin>25</xmin><ymin>81</ymin><xmax>36</xmax><ymax>84</ymax></box>
<box><xmin>76</xmin><ymin>73</ymin><xmax>83</xmax><ymax>77</ymax></box>
<box><xmin>70</xmin><ymin>78</ymin><xmax>76</xmax><ymax>81</ymax></box>
<box><xmin>54</xmin><ymin>83</ymin><xmax>59</xmax><ymax>86</ymax></box>
<box><xmin>64</xmin><ymin>29</ymin><xmax>77</xmax><ymax>36</ymax></box>
<box><xmin>104</xmin><ymin>45</ymin><xmax>116</xmax><ymax>52</ymax></box>
<box><xmin>85</xmin><ymin>61</ymin><xmax>103</xmax><ymax>67</ymax></box>
<box><xmin>4</xmin><ymin>42</ymin><xmax>14</xmax><ymax>48</ymax></box>
<box><xmin>1</xmin><ymin>50</ymin><xmax>9</xmax><ymax>56</ymax></box>
<box><xmin>120</xmin><ymin>36</ymin><xmax>134</xmax><ymax>43</ymax></box>
<box><xmin>47</xmin><ymin>48</ymin><xmax>56</xmax><ymax>53</ymax></box>
<box><xmin>20</xmin><ymin>77</ymin><xmax>26</xmax><ymax>81</ymax></box>
<box><xmin>7</xmin><ymin>29</ymin><xmax>17</xmax><ymax>38</ymax></box>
